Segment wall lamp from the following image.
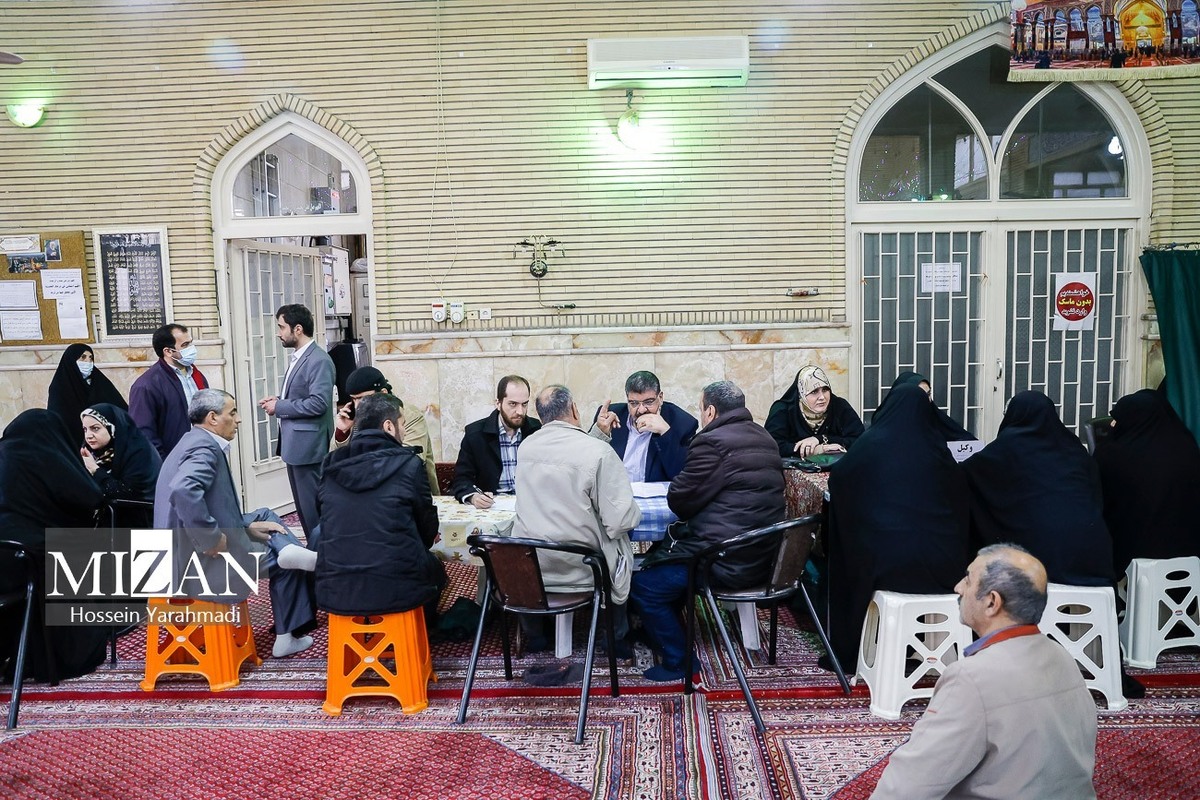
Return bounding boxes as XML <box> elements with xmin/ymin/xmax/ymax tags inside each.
<box><xmin>6</xmin><ymin>103</ymin><xmax>46</xmax><ymax>128</ymax></box>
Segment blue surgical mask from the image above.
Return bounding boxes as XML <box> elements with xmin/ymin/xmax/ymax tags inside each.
<box><xmin>177</xmin><ymin>344</ymin><xmax>198</xmax><ymax>367</ymax></box>
<box><xmin>77</xmin><ymin>361</ymin><xmax>94</xmax><ymax>379</ymax></box>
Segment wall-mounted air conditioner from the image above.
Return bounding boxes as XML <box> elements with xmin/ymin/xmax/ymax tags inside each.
<box><xmin>587</xmin><ymin>35</ymin><xmax>749</xmax><ymax>89</ymax></box>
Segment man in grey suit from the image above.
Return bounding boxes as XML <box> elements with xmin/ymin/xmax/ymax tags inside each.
<box><xmin>870</xmin><ymin>544</ymin><xmax>1097</xmax><ymax>800</ymax></box>
<box><xmin>258</xmin><ymin>303</ymin><xmax>335</xmax><ymax>540</ymax></box>
<box><xmin>155</xmin><ymin>389</ymin><xmax>321</xmax><ymax>658</ymax></box>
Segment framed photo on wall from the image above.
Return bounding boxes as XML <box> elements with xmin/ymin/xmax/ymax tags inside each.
<box><xmin>93</xmin><ymin>226</ymin><xmax>174</xmax><ymax>341</ymax></box>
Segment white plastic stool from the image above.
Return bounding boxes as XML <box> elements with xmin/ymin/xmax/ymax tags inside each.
<box><xmin>1040</xmin><ymin>584</ymin><xmax>1127</xmax><ymax>711</ymax></box>
<box><xmin>1119</xmin><ymin>557</ymin><xmax>1200</xmax><ymax>669</ymax></box>
<box><xmin>857</xmin><ymin>592</ymin><xmax>973</xmax><ymax>720</ymax></box>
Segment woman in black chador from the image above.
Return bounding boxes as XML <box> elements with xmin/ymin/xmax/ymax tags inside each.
<box><xmin>766</xmin><ymin>365</ymin><xmax>864</xmax><ymax>458</ymax></box>
<box><xmin>1094</xmin><ymin>389</ymin><xmax>1200</xmax><ymax>574</ymax></box>
<box><xmin>825</xmin><ymin>383</ymin><xmax>970</xmax><ymax>669</ymax></box>
<box><xmin>887</xmin><ymin>371</ymin><xmax>974</xmax><ymax>441</ymax></box>
<box><xmin>0</xmin><ymin>410</ymin><xmax>108</xmax><ymax>684</ymax></box>
<box><xmin>80</xmin><ymin>403</ymin><xmax>161</xmax><ymax>521</ymax></box>
<box><xmin>965</xmin><ymin>390</ymin><xmax>1114</xmax><ymax>586</ymax></box>
<box><xmin>47</xmin><ymin>343</ymin><xmax>127</xmax><ymax>441</ymax></box>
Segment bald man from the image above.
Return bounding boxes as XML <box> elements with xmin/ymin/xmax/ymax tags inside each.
<box><xmin>871</xmin><ymin>544</ymin><xmax>1098</xmax><ymax>800</ymax></box>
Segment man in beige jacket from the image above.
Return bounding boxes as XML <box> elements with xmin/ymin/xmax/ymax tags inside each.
<box><xmin>513</xmin><ymin>384</ymin><xmax>641</xmax><ymax>648</ymax></box>
<box><xmin>871</xmin><ymin>544</ymin><xmax>1097</xmax><ymax>800</ymax></box>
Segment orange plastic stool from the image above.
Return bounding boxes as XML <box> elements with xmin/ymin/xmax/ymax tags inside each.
<box><xmin>140</xmin><ymin>597</ymin><xmax>261</xmax><ymax>692</ymax></box>
<box><xmin>323</xmin><ymin>608</ymin><xmax>435</xmax><ymax>716</ymax></box>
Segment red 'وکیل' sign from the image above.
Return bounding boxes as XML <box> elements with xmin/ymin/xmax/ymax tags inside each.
<box><xmin>1055</xmin><ymin>281</ymin><xmax>1095</xmax><ymax>321</ymax></box>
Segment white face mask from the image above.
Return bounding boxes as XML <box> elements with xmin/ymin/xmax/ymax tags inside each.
<box><xmin>176</xmin><ymin>344</ymin><xmax>198</xmax><ymax>367</ymax></box>
<box><xmin>77</xmin><ymin>361</ymin><xmax>94</xmax><ymax>379</ymax></box>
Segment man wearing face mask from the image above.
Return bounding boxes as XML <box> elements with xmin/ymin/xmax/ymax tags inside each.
<box><xmin>129</xmin><ymin>323</ymin><xmax>208</xmax><ymax>460</ymax></box>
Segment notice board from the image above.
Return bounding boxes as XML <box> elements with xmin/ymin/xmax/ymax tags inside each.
<box><xmin>0</xmin><ymin>230</ymin><xmax>93</xmax><ymax>345</ymax></box>
<box><xmin>93</xmin><ymin>226</ymin><xmax>173</xmax><ymax>340</ymax></box>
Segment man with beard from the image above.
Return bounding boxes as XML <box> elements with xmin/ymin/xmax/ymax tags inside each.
<box><xmin>450</xmin><ymin>375</ymin><xmax>541</xmax><ymax>508</ymax></box>
<box><xmin>590</xmin><ymin>371</ymin><xmax>697</xmax><ymax>483</ymax></box>
<box><xmin>258</xmin><ymin>304</ymin><xmax>335</xmax><ymax>539</ymax></box>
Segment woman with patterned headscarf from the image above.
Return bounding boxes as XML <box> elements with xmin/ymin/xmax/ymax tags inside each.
<box><xmin>766</xmin><ymin>365</ymin><xmax>864</xmax><ymax>458</ymax></box>
<box><xmin>80</xmin><ymin>403</ymin><xmax>161</xmax><ymax>509</ymax></box>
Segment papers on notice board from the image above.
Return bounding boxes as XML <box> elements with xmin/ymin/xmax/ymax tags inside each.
<box><xmin>631</xmin><ymin>481</ymin><xmax>670</xmax><ymax>498</ymax></box>
<box><xmin>0</xmin><ymin>280</ymin><xmax>38</xmax><ymax>310</ymax></box>
<box><xmin>948</xmin><ymin>440</ymin><xmax>983</xmax><ymax>462</ymax></box>
<box><xmin>0</xmin><ymin>311</ymin><xmax>43</xmax><ymax>341</ymax></box>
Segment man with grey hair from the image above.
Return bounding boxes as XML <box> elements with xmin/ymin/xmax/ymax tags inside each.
<box><xmin>155</xmin><ymin>388</ymin><xmax>320</xmax><ymax>658</ymax></box>
<box><xmin>630</xmin><ymin>380</ymin><xmax>785</xmax><ymax>682</ymax></box>
<box><xmin>871</xmin><ymin>544</ymin><xmax>1097</xmax><ymax>799</ymax></box>
<box><xmin>591</xmin><ymin>370</ymin><xmax>697</xmax><ymax>483</ymax></box>
<box><xmin>513</xmin><ymin>384</ymin><xmax>641</xmax><ymax>650</ymax></box>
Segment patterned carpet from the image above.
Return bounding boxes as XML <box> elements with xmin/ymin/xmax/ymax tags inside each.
<box><xmin>5</xmin><ymin>560</ymin><xmax>1200</xmax><ymax>798</ymax></box>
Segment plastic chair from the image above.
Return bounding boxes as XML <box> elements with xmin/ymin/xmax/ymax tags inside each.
<box><xmin>682</xmin><ymin>516</ymin><xmax>852</xmax><ymax>735</ymax></box>
<box><xmin>105</xmin><ymin>500</ymin><xmax>155</xmax><ymax>665</ymax></box>
<box><xmin>0</xmin><ymin>541</ymin><xmax>37</xmax><ymax>730</ymax></box>
<box><xmin>323</xmin><ymin>607</ymin><xmax>435</xmax><ymax>715</ymax></box>
<box><xmin>1080</xmin><ymin>416</ymin><xmax>1112</xmax><ymax>455</ymax></box>
<box><xmin>1040</xmin><ymin>583</ymin><xmax>1127</xmax><ymax>711</ymax></box>
<box><xmin>140</xmin><ymin>597</ymin><xmax>261</xmax><ymax>692</ymax></box>
<box><xmin>456</xmin><ymin>534</ymin><xmax>619</xmax><ymax>744</ymax></box>
<box><xmin>1119</xmin><ymin>557</ymin><xmax>1200</xmax><ymax>669</ymax></box>
<box><xmin>857</xmin><ymin>591</ymin><xmax>973</xmax><ymax>720</ymax></box>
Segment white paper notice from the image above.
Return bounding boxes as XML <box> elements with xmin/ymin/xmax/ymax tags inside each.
<box><xmin>1052</xmin><ymin>272</ymin><xmax>1098</xmax><ymax>331</ymax></box>
<box><xmin>490</xmin><ymin>494</ymin><xmax>517</xmax><ymax>512</ymax></box>
<box><xmin>57</xmin><ymin>299</ymin><xmax>89</xmax><ymax>339</ymax></box>
<box><xmin>0</xmin><ymin>311</ymin><xmax>44</xmax><ymax>341</ymax></box>
<box><xmin>0</xmin><ymin>280</ymin><xmax>38</xmax><ymax>310</ymax></box>
<box><xmin>948</xmin><ymin>440</ymin><xmax>984</xmax><ymax>462</ymax></box>
<box><xmin>631</xmin><ymin>481</ymin><xmax>671</xmax><ymax>498</ymax></box>
<box><xmin>41</xmin><ymin>268</ymin><xmax>84</xmax><ymax>300</ymax></box>
<box><xmin>116</xmin><ymin>267</ymin><xmax>131</xmax><ymax>313</ymax></box>
<box><xmin>920</xmin><ymin>262</ymin><xmax>962</xmax><ymax>293</ymax></box>
<box><xmin>0</xmin><ymin>235</ymin><xmax>40</xmax><ymax>254</ymax></box>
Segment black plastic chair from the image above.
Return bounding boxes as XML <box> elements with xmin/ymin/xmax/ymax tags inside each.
<box><xmin>105</xmin><ymin>500</ymin><xmax>155</xmax><ymax>664</ymax></box>
<box><xmin>1081</xmin><ymin>415</ymin><xmax>1112</xmax><ymax>454</ymax></box>
<box><xmin>0</xmin><ymin>540</ymin><xmax>37</xmax><ymax>730</ymax></box>
<box><xmin>456</xmin><ymin>534</ymin><xmax>620</xmax><ymax>744</ymax></box>
<box><xmin>681</xmin><ymin>515</ymin><xmax>852</xmax><ymax>735</ymax></box>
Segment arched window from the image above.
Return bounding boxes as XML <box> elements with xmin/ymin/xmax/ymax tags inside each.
<box><xmin>1184</xmin><ymin>1</ymin><xmax>1199</xmax><ymax>45</ymax></box>
<box><xmin>1087</xmin><ymin>6</ymin><xmax>1105</xmax><ymax>48</ymax></box>
<box><xmin>858</xmin><ymin>47</ymin><xmax>1126</xmax><ymax>203</ymax></box>
<box><xmin>231</xmin><ymin>133</ymin><xmax>358</xmax><ymax>218</ymax></box>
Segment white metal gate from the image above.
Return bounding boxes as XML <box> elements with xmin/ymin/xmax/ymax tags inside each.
<box><xmin>1004</xmin><ymin>227</ymin><xmax>1131</xmax><ymax>431</ymax></box>
<box><xmin>859</xmin><ymin>225</ymin><xmax>1132</xmax><ymax>437</ymax></box>
<box><xmin>860</xmin><ymin>231</ymin><xmax>986</xmax><ymax>431</ymax></box>
<box><xmin>227</xmin><ymin>239</ymin><xmax>324</xmax><ymax>513</ymax></box>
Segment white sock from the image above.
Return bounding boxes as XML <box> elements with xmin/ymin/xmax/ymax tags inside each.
<box><xmin>272</xmin><ymin>633</ymin><xmax>314</xmax><ymax>658</ymax></box>
<box><xmin>277</xmin><ymin>543</ymin><xmax>317</xmax><ymax>572</ymax></box>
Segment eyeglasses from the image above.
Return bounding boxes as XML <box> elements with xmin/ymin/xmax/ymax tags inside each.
<box><xmin>627</xmin><ymin>396</ymin><xmax>661</xmax><ymax>410</ymax></box>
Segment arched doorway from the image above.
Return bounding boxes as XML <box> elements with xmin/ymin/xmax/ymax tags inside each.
<box><xmin>847</xmin><ymin>28</ymin><xmax>1150</xmax><ymax>438</ymax></box>
<box><xmin>211</xmin><ymin>110</ymin><xmax>374</xmax><ymax>511</ymax></box>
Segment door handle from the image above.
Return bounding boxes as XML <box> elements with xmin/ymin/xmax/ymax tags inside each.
<box><xmin>996</xmin><ymin>359</ymin><xmax>1003</xmax><ymax>380</ymax></box>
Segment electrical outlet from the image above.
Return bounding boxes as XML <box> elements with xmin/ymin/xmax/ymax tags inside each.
<box><xmin>431</xmin><ymin>300</ymin><xmax>447</xmax><ymax>323</ymax></box>
<box><xmin>479</xmin><ymin>308</ymin><xmax>492</xmax><ymax>320</ymax></box>
<box><xmin>466</xmin><ymin>310</ymin><xmax>479</xmax><ymax>321</ymax></box>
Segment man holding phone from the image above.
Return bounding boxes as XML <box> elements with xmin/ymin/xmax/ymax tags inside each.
<box><xmin>330</xmin><ymin>366</ymin><xmax>438</xmax><ymax>495</ymax></box>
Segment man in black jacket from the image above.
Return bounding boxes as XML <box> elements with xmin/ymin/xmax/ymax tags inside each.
<box><xmin>315</xmin><ymin>393</ymin><xmax>445</xmax><ymax>620</ymax></box>
<box><xmin>450</xmin><ymin>375</ymin><xmax>541</xmax><ymax>508</ymax></box>
<box><xmin>630</xmin><ymin>380</ymin><xmax>785</xmax><ymax>682</ymax></box>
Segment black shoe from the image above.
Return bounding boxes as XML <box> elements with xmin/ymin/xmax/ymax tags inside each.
<box><xmin>1121</xmin><ymin>671</ymin><xmax>1146</xmax><ymax>699</ymax></box>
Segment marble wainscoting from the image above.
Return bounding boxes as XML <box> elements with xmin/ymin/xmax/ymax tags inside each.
<box><xmin>0</xmin><ymin>340</ymin><xmax>225</xmax><ymax>429</ymax></box>
<box><xmin>374</xmin><ymin>324</ymin><xmax>852</xmax><ymax>462</ymax></box>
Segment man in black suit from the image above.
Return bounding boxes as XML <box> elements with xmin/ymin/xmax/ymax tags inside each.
<box><xmin>590</xmin><ymin>370</ymin><xmax>698</xmax><ymax>483</ymax></box>
<box><xmin>450</xmin><ymin>375</ymin><xmax>541</xmax><ymax>508</ymax></box>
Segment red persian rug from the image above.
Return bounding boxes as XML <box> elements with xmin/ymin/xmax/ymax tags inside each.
<box><xmin>702</xmin><ymin>689</ymin><xmax>1200</xmax><ymax>800</ymax></box>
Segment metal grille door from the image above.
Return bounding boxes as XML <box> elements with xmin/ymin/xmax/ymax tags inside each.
<box><xmin>861</xmin><ymin>231</ymin><xmax>985</xmax><ymax>431</ymax></box>
<box><xmin>228</xmin><ymin>239</ymin><xmax>323</xmax><ymax>512</ymax></box>
<box><xmin>1005</xmin><ymin>228</ymin><xmax>1130</xmax><ymax>430</ymax></box>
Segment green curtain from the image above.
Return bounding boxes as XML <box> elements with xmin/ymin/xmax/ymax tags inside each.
<box><xmin>1139</xmin><ymin>248</ymin><xmax>1200</xmax><ymax>443</ymax></box>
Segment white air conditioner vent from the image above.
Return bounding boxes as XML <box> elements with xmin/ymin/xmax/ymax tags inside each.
<box><xmin>587</xmin><ymin>36</ymin><xmax>749</xmax><ymax>89</ymax></box>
